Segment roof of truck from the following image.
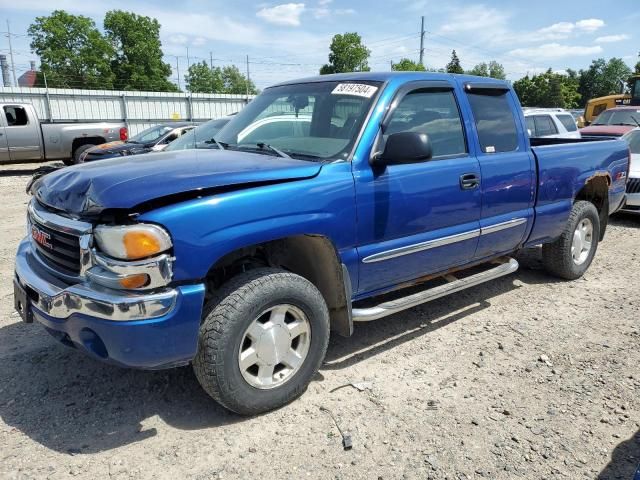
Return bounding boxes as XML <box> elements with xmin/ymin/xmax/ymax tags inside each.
<box><xmin>271</xmin><ymin>71</ymin><xmax>509</xmax><ymax>88</ymax></box>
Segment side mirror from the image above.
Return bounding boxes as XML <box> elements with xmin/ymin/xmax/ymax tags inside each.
<box><xmin>371</xmin><ymin>131</ymin><xmax>433</xmax><ymax>167</ymax></box>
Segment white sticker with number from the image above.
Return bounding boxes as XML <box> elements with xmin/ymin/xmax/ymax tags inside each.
<box><xmin>331</xmin><ymin>83</ymin><xmax>378</xmax><ymax>98</ymax></box>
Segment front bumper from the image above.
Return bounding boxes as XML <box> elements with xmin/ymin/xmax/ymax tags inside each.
<box><xmin>621</xmin><ymin>182</ymin><xmax>640</xmax><ymax>213</ymax></box>
<box><xmin>15</xmin><ymin>238</ymin><xmax>205</xmax><ymax>369</ymax></box>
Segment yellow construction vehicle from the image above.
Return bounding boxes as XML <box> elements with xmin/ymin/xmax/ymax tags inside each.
<box><xmin>583</xmin><ymin>75</ymin><xmax>640</xmax><ymax>125</ymax></box>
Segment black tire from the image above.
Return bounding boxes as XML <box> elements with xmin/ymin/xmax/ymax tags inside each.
<box><xmin>70</xmin><ymin>144</ymin><xmax>95</xmax><ymax>165</ymax></box>
<box><xmin>193</xmin><ymin>268</ymin><xmax>330</xmax><ymax>415</ymax></box>
<box><xmin>542</xmin><ymin>200</ymin><xmax>600</xmax><ymax>280</ymax></box>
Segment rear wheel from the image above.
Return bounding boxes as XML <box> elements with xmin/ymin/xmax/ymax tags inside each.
<box><xmin>68</xmin><ymin>144</ymin><xmax>95</xmax><ymax>165</ymax></box>
<box><xmin>542</xmin><ymin>200</ymin><xmax>600</xmax><ymax>280</ymax></box>
<box><xmin>193</xmin><ymin>268</ymin><xmax>330</xmax><ymax>415</ymax></box>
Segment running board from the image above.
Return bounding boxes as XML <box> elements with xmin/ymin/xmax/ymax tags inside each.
<box><xmin>352</xmin><ymin>258</ymin><xmax>519</xmax><ymax>322</ymax></box>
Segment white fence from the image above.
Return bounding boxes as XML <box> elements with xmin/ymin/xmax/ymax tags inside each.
<box><xmin>0</xmin><ymin>87</ymin><xmax>254</xmax><ymax>135</ymax></box>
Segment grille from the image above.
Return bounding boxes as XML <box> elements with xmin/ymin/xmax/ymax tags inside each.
<box><xmin>30</xmin><ymin>216</ymin><xmax>81</xmax><ymax>274</ymax></box>
<box><xmin>626</xmin><ymin>178</ymin><xmax>640</xmax><ymax>194</ymax></box>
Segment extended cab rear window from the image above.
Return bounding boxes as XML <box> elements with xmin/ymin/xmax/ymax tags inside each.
<box><xmin>467</xmin><ymin>91</ymin><xmax>518</xmax><ymax>153</ymax></box>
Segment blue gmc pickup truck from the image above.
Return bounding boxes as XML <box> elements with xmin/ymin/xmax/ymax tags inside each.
<box><xmin>14</xmin><ymin>72</ymin><xmax>629</xmax><ymax>414</ymax></box>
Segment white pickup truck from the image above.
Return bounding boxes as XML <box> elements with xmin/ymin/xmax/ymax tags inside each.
<box><xmin>0</xmin><ymin>103</ymin><xmax>127</xmax><ymax>165</ymax></box>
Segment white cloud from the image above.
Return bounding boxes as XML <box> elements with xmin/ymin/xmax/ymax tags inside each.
<box><xmin>192</xmin><ymin>37</ymin><xmax>206</xmax><ymax>47</ymax></box>
<box><xmin>509</xmin><ymin>43</ymin><xmax>603</xmax><ymax>60</ymax></box>
<box><xmin>439</xmin><ymin>5</ymin><xmax>510</xmax><ymax>33</ymax></box>
<box><xmin>256</xmin><ymin>3</ymin><xmax>305</xmax><ymax>26</ymax></box>
<box><xmin>167</xmin><ymin>34</ymin><xmax>188</xmax><ymax>45</ymax></box>
<box><xmin>312</xmin><ymin>1</ymin><xmax>354</xmax><ymax>19</ymax></box>
<box><xmin>575</xmin><ymin>18</ymin><xmax>605</xmax><ymax>32</ymax></box>
<box><xmin>595</xmin><ymin>34</ymin><xmax>630</xmax><ymax>43</ymax></box>
<box><xmin>536</xmin><ymin>22</ymin><xmax>575</xmax><ymax>39</ymax></box>
<box><xmin>522</xmin><ymin>18</ymin><xmax>607</xmax><ymax>43</ymax></box>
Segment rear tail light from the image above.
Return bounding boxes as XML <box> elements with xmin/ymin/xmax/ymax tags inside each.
<box><xmin>119</xmin><ymin>127</ymin><xmax>128</xmax><ymax>141</ymax></box>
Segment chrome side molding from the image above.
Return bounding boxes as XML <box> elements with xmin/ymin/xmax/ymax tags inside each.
<box><xmin>361</xmin><ymin>218</ymin><xmax>527</xmax><ymax>264</ymax></box>
<box><xmin>480</xmin><ymin>218</ymin><xmax>527</xmax><ymax>235</ymax></box>
<box><xmin>352</xmin><ymin>257</ymin><xmax>519</xmax><ymax>322</ymax></box>
<box><xmin>362</xmin><ymin>229</ymin><xmax>480</xmax><ymax>264</ymax></box>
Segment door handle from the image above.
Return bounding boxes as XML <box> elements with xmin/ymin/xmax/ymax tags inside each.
<box><xmin>460</xmin><ymin>173</ymin><xmax>480</xmax><ymax>190</ymax></box>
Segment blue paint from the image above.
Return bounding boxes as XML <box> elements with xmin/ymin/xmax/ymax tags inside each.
<box><xmin>33</xmin><ymin>284</ymin><xmax>205</xmax><ymax>369</ymax></box>
<box><xmin>23</xmin><ymin>72</ymin><xmax>630</xmax><ymax>369</ymax></box>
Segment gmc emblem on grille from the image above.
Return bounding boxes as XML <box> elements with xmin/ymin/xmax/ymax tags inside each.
<box><xmin>31</xmin><ymin>226</ymin><xmax>53</xmax><ymax>249</ymax></box>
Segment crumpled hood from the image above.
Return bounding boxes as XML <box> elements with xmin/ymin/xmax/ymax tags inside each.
<box><xmin>34</xmin><ymin>149</ymin><xmax>322</xmax><ymax>216</ymax></box>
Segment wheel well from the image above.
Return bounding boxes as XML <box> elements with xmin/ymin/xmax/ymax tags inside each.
<box><xmin>71</xmin><ymin>137</ymin><xmax>106</xmax><ymax>156</ymax></box>
<box><xmin>206</xmin><ymin>235</ymin><xmax>353</xmax><ymax>337</ymax></box>
<box><xmin>575</xmin><ymin>175</ymin><xmax>609</xmax><ymax>240</ymax></box>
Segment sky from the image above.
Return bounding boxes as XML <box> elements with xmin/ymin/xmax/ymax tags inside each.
<box><xmin>0</xmin><ymin>0</ymin><xmax>638</xmax><ymax>90</ymax></box>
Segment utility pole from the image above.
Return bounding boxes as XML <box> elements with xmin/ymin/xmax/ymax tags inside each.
<box><xmin>419</xmin><ymin>16</ymin><xmax>425</xmax><ymax>67</ymax></box>
<box><xmin>186</xmin><ymin>47</ymin><xmax>190</xmax><ymax>69</ymax></box>
<box><xmin>390</xmin><ymin>60</ymin><xmax>393</xmax><ymax>71</ymax></box>
<box><xmin>175</xmin><ymin>56</ymin><xmax>181</xmax><ymax>90</ymax></box>
<box><xmin>6</xmin><ymin>20</ymin><xmax>17</xmax><ymax>86</ymax></box>
<box><xmin>210</xmin><ymin>51</ymin><xmax>214</xmax><ymax>93</ymax></box>
<box><xmin>245</xmin><ymin>55</ymin><xmax>250</xmax><ymax>102</ymax></box>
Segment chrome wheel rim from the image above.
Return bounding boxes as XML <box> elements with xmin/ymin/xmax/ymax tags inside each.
<box><xmin>238</xmin><ymin>304</ymin><xmax>311</xmax><ymax>389</ymax></box>
<box><xmin>571</xmin><ymin>218</ymin><xmax>593</xmax><ymax>265</ymax></box>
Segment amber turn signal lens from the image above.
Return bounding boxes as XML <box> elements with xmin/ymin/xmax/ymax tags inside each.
<box><xmin>119</xmin><ymin>274</ymin><xmax>149</xmax><ymax>289</ymax></box>
<box><xmin>123</xmin><ymin>231</ymin><xmax>162</xmax><ymax>259</ymax></box>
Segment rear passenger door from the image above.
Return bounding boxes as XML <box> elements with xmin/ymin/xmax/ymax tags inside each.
<box><xmin>463</xmin><ymin>83</ymin><xmax>535</xmax><ymax>260</ymax></box>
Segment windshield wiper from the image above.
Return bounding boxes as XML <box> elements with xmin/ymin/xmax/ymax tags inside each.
<box><xmin>227</xmin><ymin>143</ymin><xmax>291</xmax><ymax>158</ymax></box>
<box><xmin>630</xmin><ymin>115</ymin><xmax>640</xmax><ymax>127</ymax></box>
<box><xmin>203</xmin><ymin>138</ymin><xmax>227</xmax><ymax>149</ymax></box>
<box><xmin>256</xmin><ymin>142</ymin><xmax>290</xmax><ymax>158</ymax></box>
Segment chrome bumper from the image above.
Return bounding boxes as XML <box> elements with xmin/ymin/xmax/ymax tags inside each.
<box><xmin>15</xmin><ymin>238</ymin><xmax>178</xmax><ymax>321</ymax></box>
<box><xmin>623</xmin><ymin>192</ymin><xmax>640</xmax><ymax>208</ymax></box>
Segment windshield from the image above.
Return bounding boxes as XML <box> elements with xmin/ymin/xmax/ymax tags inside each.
<box><xmin>129</xmin><ymin>125</ymin><xmax>174</xmax><ymax>144</ymax></box>
<box><xmin>592</xmin><ymin>109</ymin><xmax>640</xmax><ymax>126</ymax></box>
<box><xmin>165</xmin><ymin>118</ymin><xmax>231</xmax><ymax>151</ymax></box>
<box><xmin>623</xmin><ymin>130</ymin><xmax>640</xmax><ymax>154</ymax></box>
<box><xmin>216</xmin><ymin>80</ymin><xmax>382</xmax><ymax>161</ymax></box>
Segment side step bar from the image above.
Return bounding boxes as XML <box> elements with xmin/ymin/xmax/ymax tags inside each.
<box><xmin>352</xmin><ymin>258</ymin><xmax>519</xmax><ymax>322</ymax></box>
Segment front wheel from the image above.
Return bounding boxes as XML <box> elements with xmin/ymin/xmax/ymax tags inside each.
<box><xmin>193</xmin><ymin>268</ymin><xmax>330</xmax><ymax>415</ymax></box>
<box><xmin>542</xmin><ymin>200</ymin><xmax>600</xmax><ymax>280</ymax></box>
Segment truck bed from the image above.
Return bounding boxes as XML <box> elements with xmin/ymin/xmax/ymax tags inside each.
<box><xmin>526</xmin><ymin>136</ymin><xmax>629</xmax><ymax>246</ymax></box>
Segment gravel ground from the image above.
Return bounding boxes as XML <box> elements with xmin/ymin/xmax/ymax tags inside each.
<box><xmin>0</xmin><ymin>165</ymin><xmax>638</xmax><ymax>480</ymax></box>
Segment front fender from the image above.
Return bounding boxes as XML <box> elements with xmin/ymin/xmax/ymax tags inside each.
<box><xmin>139</xmin><ymin>162</ymin><xmax>358</xmax><ymax>282</ymax></box>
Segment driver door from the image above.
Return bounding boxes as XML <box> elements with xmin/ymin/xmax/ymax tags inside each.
<box><xmin>354</xmin><ymin>81</ymin><xmax>482</xmax><ymax>294</ymax></box>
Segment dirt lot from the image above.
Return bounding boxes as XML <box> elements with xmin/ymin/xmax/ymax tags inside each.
<box><xmin>0</xmin><ymin>164</ymin><xmax>638</xmax><ymax>480</ymax></box>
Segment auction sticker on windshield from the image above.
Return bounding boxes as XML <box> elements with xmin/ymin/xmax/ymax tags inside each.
<box><xmin>332</xmin><ymin>83</ymin><xmax>378</xmax><ymax>98</ymax></box>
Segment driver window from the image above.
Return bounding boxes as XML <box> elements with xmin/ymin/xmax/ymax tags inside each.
<box><xmin>384</xmin><ymin>89</ymin><xmax>467</xmax><ymax>158</ymax></box>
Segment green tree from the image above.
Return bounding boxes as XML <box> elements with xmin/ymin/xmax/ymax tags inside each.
<box><xmin>104</xmin><ymin>10</ymin><xmax>177</xmax><ymax>91</ymax></box>
<box><xmin>320</xmin><ymin>32</ymin><xmax>370</xmax><ymax>74</ymax></box>
<box><xmin>578</xmin><ymin>58</ymin><xmax>632</xmax><ymax>103</ymax></box>
<box><xmin>548</xmin><ymin>76</ymin><xmax>565</xmax><ymax>108</ymax></box>
<box><xmin>220</xmin><ymin>65</ymin><xmax>258</xmax><ymax>95</ymax></box>
<box><xmin>445</xmin><ymin>50</ymin><xmax>464</xmax><ymax>74</ymax></box>
<box><xmin>467</xmin><ymin>61</ymin><xmax>506</xmax><ymax>79</ymax></box>
<box><xmin>391</xmin><ymin>58</ymin><xmax>426</xmax><ymax>71</ymax></box>
<box><xmin>185</xmin><ymin>61</ymin><xmax>223</xmax><ymax>93</ymax></box>
<box><xmin>513</xmin><ymin>68</ymin><xmax>581</xmax><ymax>108</ymax></box>
<box><xmin>28</xmin><ymin>10</ymin><xmax>115</xmax><ymax>89</ymax></box>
